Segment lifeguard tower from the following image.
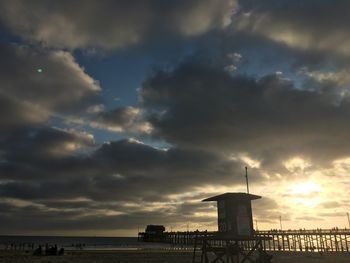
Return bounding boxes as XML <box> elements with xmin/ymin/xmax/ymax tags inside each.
<box><xmin>192</xmin><ymin>168</ymin><xmax>272</xmax><ymax>263</ymax></box>
<box><xmin>202</xmin><ymin>192</ymin><xmax>261</xmax><ymax>236</ymax></box>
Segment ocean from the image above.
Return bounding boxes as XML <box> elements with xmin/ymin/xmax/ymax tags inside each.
<box><xmin>0</xmin><ymin>236</ymin><xmax>173</xmax><ymax>250</ymax></box>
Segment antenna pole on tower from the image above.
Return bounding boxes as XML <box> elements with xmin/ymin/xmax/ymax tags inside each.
<box><xmin>279</xmin><ymin>216</ymin><xmax>283</xmax><ymax>230</ymax></box>
<box><xmin>245</xmin><ymin>166</ymin><xmax>250</xmax><ymax>194</ymax></box>
<box><xmin>347</xmin><ymin>212</ymin><xmax>350</xmax><ymax>228</ymax></box>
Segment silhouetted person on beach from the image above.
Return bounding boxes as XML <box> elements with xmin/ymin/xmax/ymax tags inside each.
<box><xmin>58</xmin><ymin>248</ymin><xmax>64</xmax><ymax>255</ymax></box>
<box><xmin>33</xmin><ymin>245</ymin><xmax>42</xmax><ymax>256</ymax></box>
<box><xmin>54</xmin><ymin>244</ymin><xmax>58</xmax><ymax>255</ymax></box>
<box><xmin>45</xmin><ymin>245</ymin><xmax>58</xmax><ymax>255</ymax></box>
<box><xmin>45</xmin><ymin>244</ymin><xmax>49</xmax><ymax>255</ymax></box>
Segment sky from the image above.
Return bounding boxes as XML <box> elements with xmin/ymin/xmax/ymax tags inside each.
<box><xmin>0</xmin><ymin>0</ymin><xmax>350</xmax><ymax>236</ymax></box>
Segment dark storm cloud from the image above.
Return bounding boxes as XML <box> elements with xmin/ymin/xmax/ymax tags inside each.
<box><xmin>0</xmin><ymin>126</ymin><xmax>96</xmax><ymax>191</ymax></box>
<box><xmin>0</xmin><ymin>137</ymin><xmax>246</xmax><ymax>232</ymax></box>
<box><xmin>0</xmin><ymin>125</ymin><xmax>274</xmax><ymax>232</ymax></box>
<box><xmin>221</xmin><ymin>32</ymin><xmax>340</xmax><ymax>73</ymax></box>
<box><xmin>0</xmin><ymin>0</ymin><xmax>236</xmax><ymax>50</ymax></box>
<box><xmin>140</xmin><ymin>61</ymin><xmax>350</xmax><ymax>166</ymax></box>
<box><xmin>0</xmin><ymin>42</ymin><xmax>100</xmax><ymax>117</ymax></box>
<box><xmin>0</xmin><ymin>93</ymin><xmax>48</xmax><ymax>131</ymax></box>
<box><xmin>0</xmin><ymin>138</ymin><xmax>244</xmax><ymax>202</ymax></box>
<box><xmin>0</xmin><ymin>200</ymin><xmax>215</xmax><ymax>233</ymax></box>
<box><xmin>234</xmin><ymin>0</ymin><xmax>350</xmax><ymax>57</ymax></box>
<box><xmin>91</xmin><ymin>106</ymin><xmax>151</xmax><ymax>134</ymax></box>
<box><xmin>0</xmin><ymin>127</ymin><xmax>94</xmax><ymax>161</ymax></box>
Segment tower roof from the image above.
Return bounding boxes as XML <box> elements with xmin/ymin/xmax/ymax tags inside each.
<box><xmin>202</xmin><ymin>192</ymin><xmax>261</xmax><ymax>202</ymax></box>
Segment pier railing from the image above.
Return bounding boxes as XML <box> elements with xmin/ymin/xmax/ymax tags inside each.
<box><xmin>138</xmin><ymin>228</ymin><xmax>350</xmax><ymax>252</ymax></box>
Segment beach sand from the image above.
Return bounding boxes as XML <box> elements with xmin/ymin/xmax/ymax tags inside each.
<box><xmin>1</xmin><ymin>250</ymin><xmax>350</xmax><ymax>262</ymax></box>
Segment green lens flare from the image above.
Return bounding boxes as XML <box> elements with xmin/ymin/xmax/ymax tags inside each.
<box><xmin>37</xmin><ymin>68</ymin><xmax>43</xmax><ymax>73</ymax></box>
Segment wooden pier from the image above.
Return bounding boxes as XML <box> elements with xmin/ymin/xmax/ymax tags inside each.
<box><xmin>138</xmin><ymin>228</ymin><xmax>350</xmax><ymax>252</ymax></box>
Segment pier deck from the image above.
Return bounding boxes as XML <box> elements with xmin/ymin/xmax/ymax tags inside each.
<box><xmin>138</xmin><ymin>229</ymin><xmax>350</xmax><ymax>252</ymax></box>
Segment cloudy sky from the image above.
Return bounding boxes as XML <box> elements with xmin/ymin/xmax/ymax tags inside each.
<box><xmin>1</xmin><ymin>0</ymin><xmax>350</xmax><ymax>236</ymax></box>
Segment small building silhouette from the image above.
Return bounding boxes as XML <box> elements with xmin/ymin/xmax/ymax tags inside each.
<box><xmin>203</xmin><ymin>192</ymin><xmax>261</xmax><ymax>236</ymax></box>
<box><xmin>145</xmin><ymin>224</ymin><xmax>165</xmax><ymax>234</ymax></box>
<box><xmin>143</xmin><ymin>225</ymin><xmax>166</xmax><ymax>241</ymax></box>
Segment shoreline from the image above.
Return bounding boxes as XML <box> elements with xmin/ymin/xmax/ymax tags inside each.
<box><xmin>1</xmin><ymin>249</ymin><xmax>350</xmax><ymax>263</ymax></box>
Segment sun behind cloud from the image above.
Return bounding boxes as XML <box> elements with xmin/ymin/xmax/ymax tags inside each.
<box><xmin>290</xmin><ymin>181</ymin><xmax>321</xmax><ymax>196</ymax></box>
<box><xmin>289</xmin><ymin>181</ymin><xmax>322</xmax><ymax>207</ymax></box>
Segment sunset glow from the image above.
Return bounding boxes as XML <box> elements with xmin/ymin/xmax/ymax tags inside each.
<box><xmin>290</xmin><ymin>181</ymin><xmax>321</xmax><ymax>196</ymax></box>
